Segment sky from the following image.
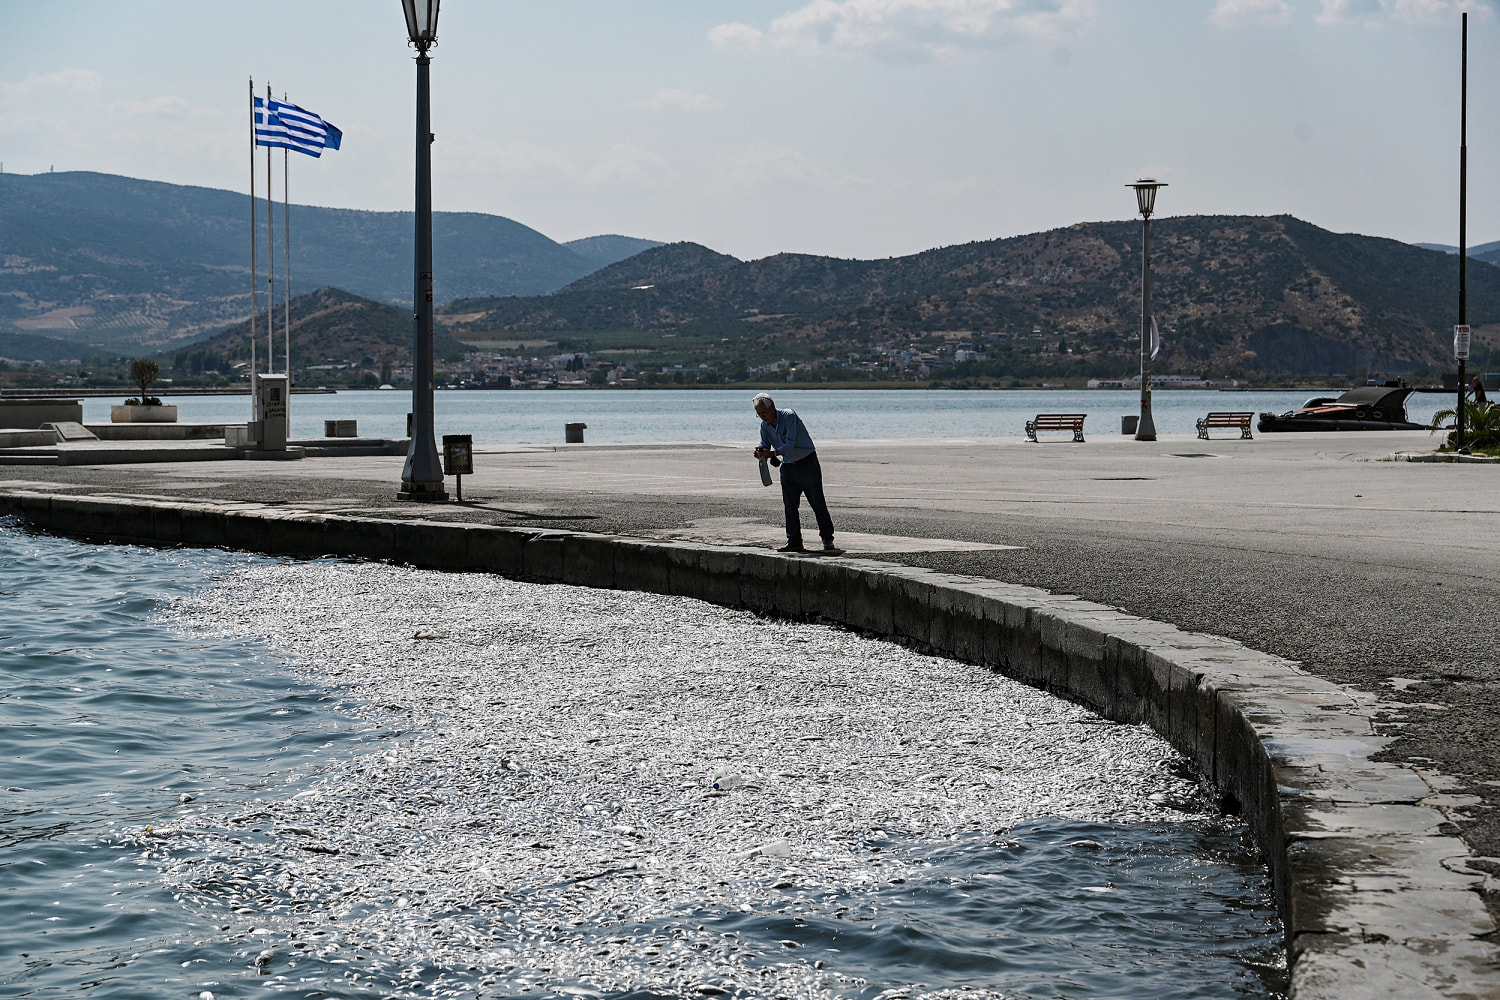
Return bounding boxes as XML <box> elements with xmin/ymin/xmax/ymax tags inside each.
<box><xmin>2</xmin><ymin>1</ymin><xmax>1497</xmax><ymax>262</ymax></box>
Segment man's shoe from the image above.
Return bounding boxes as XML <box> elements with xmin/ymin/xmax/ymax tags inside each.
<box><xmin>777</xmin><ymin>541</ymin><xmax>806</xmax><ymax>553</ymax></box>
<box><xmin>822</xmin><ymin>539</ymin><xmax>838</xmax><ymax>552</ymax></box>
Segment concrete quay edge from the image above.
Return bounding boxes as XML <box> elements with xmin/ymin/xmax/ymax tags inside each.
<box><xmin>3</xmin><ymin>488</ymin><xmax>1496</xmax><ymax>999</ymax></box>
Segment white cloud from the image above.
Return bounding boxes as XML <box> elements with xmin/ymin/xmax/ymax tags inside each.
<box><xmin>585</xmin><ymin>143</ymin><xmax>671</xmax><ymax>188</ymax></box>
<box><xmin>0</xmin><ymin>69</ymin><xmax>104</xmax><ymax>131</ymax></box>
<box><xmin>108</xmin><ymin>95</ymin><xmax>195</xmax><ymax>120</ymax></box>
<box><xmin>718</xmin><ymin>137</ymin><xmax>874</xmax><ymax>190</ymax></box>
<box><xmin>710</xmin><ymin>0</ymin><xmax>1095</xmax><ymax>60</ymax></box>
<box><xmin>0</xmin><ymin>69</ymin><xmax>102</xmax><ymax>103</ymax></box>
<box><xmin>1210</xmin><ymin>0</ymin><xmax>1294</xmax><ymax>26</ymax></box>
<box><xmin>709</xmin><ymin>22</ymin><xmax>766</xmax><ymax>49</ymax></box>
<box><xmin>630</xmin><ymin>88</ymin><xmax>716</xmax><ymax>112</ymax></box>
<box><xmin>1316</xmin><ymin>0</ymin><xmax>1492</xmax><ymax>25</ymax></box>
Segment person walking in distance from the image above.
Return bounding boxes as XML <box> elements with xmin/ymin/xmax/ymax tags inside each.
<box><xmin>752</xmin><ymin>393</ymin><xmax>837</xmax><ymax>553</ymax></box>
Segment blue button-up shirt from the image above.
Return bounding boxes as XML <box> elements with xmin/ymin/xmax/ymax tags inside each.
<box><xmin>759</xmin><ymin>408</ymin><xmax>816</xmax><ymax>464</ymax></box>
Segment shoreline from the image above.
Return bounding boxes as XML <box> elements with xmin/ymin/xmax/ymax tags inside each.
<box><xmin>4</xmin><ymin>430</ymin><xmax>1498</xmax><ymax>997</ymax></box>
<box><xmin>0</xmin><ymin>486</ymin><xmax>1490</xmax><ymax>998</ymax></box>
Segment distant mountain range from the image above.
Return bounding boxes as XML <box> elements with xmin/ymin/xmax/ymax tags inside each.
<box><xmin>446</xmin><ymin>216</ymin><xmax>1500</xmax><ymax>375</ymax></box>
<box><xmin>5</xmin><ymin>168</ymin><xmax>1497</xmax><ymax>378</ymax></box>
<box><xmin>0</xmin><ymin>170</ymin><xmax>661</xmax><ymax>354</ymax></box>
<box><xmin>177</xmin><ymin>286</ymin><xmax>469</xmax><ymax>372</ymax></box>
<box><xmin>1413</xmin><ymin>240</ymin><xmax>1500</xmax><ymax>266</ymax></box>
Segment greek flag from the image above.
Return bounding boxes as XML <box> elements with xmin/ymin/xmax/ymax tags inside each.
<box><xmin>253</xmin><ymin>97</ymin><xmax>340</xmax><ymax>157</ymax></box>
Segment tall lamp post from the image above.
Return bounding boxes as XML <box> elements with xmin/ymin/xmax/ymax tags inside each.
<box><xmin>1127</xmin><ymin>179</ymin><xmax>1166</xmax><ymax>442</ymax></box>
<box><xmin>1455</xmin><ymin>11</ymin><xmax>1470</xmax><ymax>453</ymax></box>
<box><xmin>398</xmin><ymin>0</ymin><xmax>447</xmax><ymax>501</ymax></box>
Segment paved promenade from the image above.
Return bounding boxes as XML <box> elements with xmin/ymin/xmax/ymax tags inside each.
<box><xmin>6</xmin><ymin>427</ymin><xmax>1500</xmax><ymax>936</ymax></box>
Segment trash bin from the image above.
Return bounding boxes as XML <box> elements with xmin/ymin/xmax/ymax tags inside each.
<box><xmin>565</xmin><ymin>422</ymin><xmax>587</xmax><ymax>443</ymax></box>
<box><xmin>1121</xmin><ymin>415</ymin><xmax>1139</xmax><ymax>435</ymax></box>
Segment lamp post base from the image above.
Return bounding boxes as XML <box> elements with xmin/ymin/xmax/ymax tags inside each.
<box><xmin>1135</xmin><ymin>393</ymin><xmax>1157</xmax><ymax>441</ymax></box>
<box><xmin>397</xmin><ymin>482</ymin><xmax>448</xmax><ymax>502</ymax></box>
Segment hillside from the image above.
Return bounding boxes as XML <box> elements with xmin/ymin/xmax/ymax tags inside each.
<box><xmin>0</xmin><ymin>330</ymin><xmax>105</xmax><ymax>366</ymax></box>
<box><xmin>443</xmin><ymin>216</ymin><xmax>1500</xmax><ymax>376</ymax></box>
<box><xmin>1414</xmin><ymin>239</ymin><xmax>1500</xmax><ymax>268</ymax></box>
<box><xmin>176</xmin><ymin>286</ymin><xmax>468</xmax><ymax>370</ymax></box>
<box><xmin>0</xmin><ymin>171</ymin><xmax>661</xmax><ymax>349</ymax></box>
<box><xmin>564</xmin><ymin>235</ymin><xmax>667</xmax><ymax>272</ymax></box>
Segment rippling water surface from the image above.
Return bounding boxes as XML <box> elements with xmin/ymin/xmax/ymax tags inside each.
<box><xmin>1</xmin><ymin>525</ymin><xmax>1287</xmax><ymax>999</ymax></box>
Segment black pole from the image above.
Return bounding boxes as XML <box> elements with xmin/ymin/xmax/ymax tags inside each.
<box><xmin>400</xmin><ymin>50</ymin><xmax>446</xmax><ymax>500</ymax></box>
<box><xmin>1137</xmin><ymin>212</ymin><xmax>1157</xmax><ymax>440</ymax></box>
<box><xmin>1456</xmin><ymin>13</ymin><xmax>1469</xmax><ymax>451</ymax></box>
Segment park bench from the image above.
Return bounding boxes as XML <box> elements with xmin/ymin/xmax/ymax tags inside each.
<box><xmin>1025</xmin><ymin>413</ymin><xmax>1086</xmax><ymax>443</ymax></box>
<box><xmin>1196</xmin><ymin>411</ymin><xmax>1254</xmax><ymax>440</ymax></box>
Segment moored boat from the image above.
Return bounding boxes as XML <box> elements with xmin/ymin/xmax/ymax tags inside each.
<box><xmin>1257</xmin><ymin>382</ymin><xmax>1428</xmax><ymax>432</ymax></box>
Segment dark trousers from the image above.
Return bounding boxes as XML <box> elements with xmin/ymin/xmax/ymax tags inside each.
<box><xmin>780</xmin><ymin>452</ymin><xmax>834</xmax><ymax>544</ymax></box>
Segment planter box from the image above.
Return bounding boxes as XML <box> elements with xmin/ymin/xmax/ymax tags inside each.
<box><xmin>110</xmin><ymin>404</ymin><xmax>178</xmax><ymax>424</ymax></box>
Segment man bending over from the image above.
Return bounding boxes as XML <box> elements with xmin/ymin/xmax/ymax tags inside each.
<box><xmin>752</xmin><ymin>392</ymin><xmax>836</xmax><ymax>553</ymax></box>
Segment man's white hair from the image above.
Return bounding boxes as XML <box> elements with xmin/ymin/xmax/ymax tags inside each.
<box><xmin>752</xmin><ymin>392</ymin><xmax>775</xmax><ymax>411</ymax></box>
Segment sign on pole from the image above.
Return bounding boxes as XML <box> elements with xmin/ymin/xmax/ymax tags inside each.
<box><xmin>1455</xmin><ymin>325</ymin><xmax>1472</xmax><ymax>360</ymax></box>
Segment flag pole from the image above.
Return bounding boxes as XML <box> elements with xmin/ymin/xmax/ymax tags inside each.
<box><xmin>265</xmin><ymin>83</ymin><xmax>276</xmax><ymax>375</ymax></box>
<box><xmin>283</xmin><ymin>109</ymin><xmax>292</xmax><ymax>431</ymax></box>
<box><xmin>283</xmin><ymin>140</ymin><xmax>291</xmax><ymax>380</ymax></box>
<box><xmin>248</xmin><ymin>77</ymin><xmax>258</xmax><ymax>405</ymax></box>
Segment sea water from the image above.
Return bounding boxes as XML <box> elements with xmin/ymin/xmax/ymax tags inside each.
<box><xmin>0</xmin><ymin>524</ymin><xmax>1288</xmax><ymax>999</ymax></box>
<box><xmin>79</xmin><ymin>387</ymin><xmax>1452</xmax><ymax>447</ymax></box>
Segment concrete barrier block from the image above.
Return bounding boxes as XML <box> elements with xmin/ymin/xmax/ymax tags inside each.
<box><xmin>1109</xmin><ymin>636</ymin><xmax>1156</xmax><ymax>729</ymax></box>
<box><xmin>261</xmin><ymin>512</ymin><xmax>329</xmax><ymax>558</ymax></box>
<box><xmin>663</xmin><ymin>543</ymin><xmax>714</xmax><ymax>603</ymax></box>
<box><xmin>798</xmin><ymin>559</ymin><xmax>846</xmax><ymax>622</ymax></box>
<box><xmin>115</xmin><ymin>501</ymin><xmax>166</xmax><ymax>544</ymax></box>
<box><xmin>890</xmin><ymin>572</ymin><xmax>932</xmax><ymax>646</ymax></box>
<box><xmin>739</xmin><ymin>551</ymin><xmax>798</xmax><ymax>617</ymax></box>
<box><xmin>609</xmin><ymin>539</ymin><xmax>672</xmax><ymax>596</ymax></box>
<box><xmin>147</xmin><ymin>502</ymin><xmax>185</xmax><ymax>546</ymax></box>
<box><xmin>222</xmin><ymin>509</ymin><xmax>274</xmax><ymax>555</ymax></box>
<box><xmin>694</xmin><ymin>547</ymin><xmax>747</xmax><ymax>608</ymax></box>
<box><xmin>564</xmin><ymin>533</ymin><xmax>618</xmax><ymax>589</ymax></box>
<box><xmin>1158</xmin><ymin>651</ymin><xmax>1214</xmax><ymax>776</ymax></box>
<box><xmin>842</xmin><ymin>563</ymin><xmax>895</xmax><ymax>634</ymax></box>
<box><xmin>466</xmin><ymin>526</ymin><xmax>531</xmax><ymax>579</ymax></box>
<box><xmin>1030</xmin><ymin>614</ymin><xmax>1073</xmax><ymax>697</ymax></box>
<box><xmin>929</xmin><ymin>585</ymin><xmax>984</xmax><ymax>663</ymax></box>
<box><xmin>394</xmin><ymin>520</ymin><xmax>481</xmax><ymax>571</ymax></box>
<box><xmin>984</xmin><ymin>599</ymin><xmax>1043</xmax><ymax>684</ymax></box>
<box><xmin>976</xmin><ymin>595</ymin><xmax>1014</xmax><ymax>671</ymax></box>
<box><xmin>0</xmin><ymin>492</ymin><xmax>51</xmax><ymax>531</ymax></box>
<box><xmin>521</xmin><ymin>531</ymin><xmax>568</xmax><ymax>582</ymax></box>
<box><xmin>178</xmin><ymin>505</ymin><xmax>227</xmax><ymax>549</ymax></box>
<box><xmin>322</xmin><ymin>515</ymin><xmax>399</xmax><ymax>562</ymax></box>
<box><xmin>1216</xmin><ymin>687</ymin><xmax>1281</xmax><ymax>845</ymax></box>
<box><xmin>1058</xmin><ymin>619</ymin><xmax>1115</xmax><ymax>716</ymax></box>
<box><xmin>57</xmin><ymin>496</ymin><xmax>123</xmax><ymax>539</ymax></box>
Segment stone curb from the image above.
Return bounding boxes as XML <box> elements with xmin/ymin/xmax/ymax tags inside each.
<box><xmin>3</xmin><ymin>489</ymin><xmax>1496</xmax><ymax>999</ymax></box>
<box><xmin>1392</xmin><ymin>450</ymin><xmax>1500</xmax><ymax>464</ymax></box>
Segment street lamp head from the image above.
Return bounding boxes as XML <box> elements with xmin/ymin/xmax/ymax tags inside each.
<box><xmin>402</xmin><ymin>0</ymin><xmax>440</xmax><ymax>51</ymax></box>
<box><xmin>1126</xmin><ymin>178</ymin><xmax>1167</xmax><ymax>219</ymax></box>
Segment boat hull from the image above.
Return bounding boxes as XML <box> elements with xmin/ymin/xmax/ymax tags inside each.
<box><xmin>1257</xmin><ymin>416</ymin><xmax>1427</xmax><ymax>433</ymax></box>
